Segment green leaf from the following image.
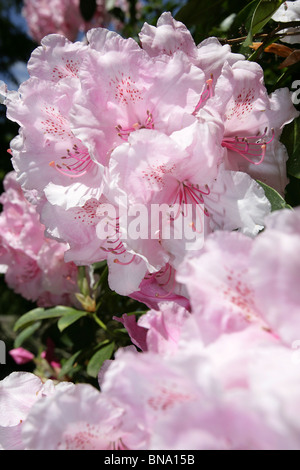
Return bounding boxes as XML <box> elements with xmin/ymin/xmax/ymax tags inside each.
<box><xmin>229</xmin><ymin>0</ymin><xmax>259</xmax><ymax>36</ymax></box>
<box><xmin>244</xmin><ymin>0</ymin><xmax>284</xmax><ymax>48</ymax></box>
<box><xmin>257</xmin><ymin>180</ymin><xmax>292</xmax><ymax>211</ymax></box>
<box><xmin>13</xmin><ymin>321</ymin><xmax>42</xmax><ymax>348</ymax></box>
<box><xmin>57</xmin><ymin>310</ymin><xmax>88</xmax><ymax>332</ymax></box>
<box><xmin>281</xmin><ymin>116</ymin><xmax>300</xmax><ymax>179</ymax></box>
<box><xmin>14</xmin><ymin>306</ymin><xmax>87</xmax><ymax>331</ymax></box>
<box><xmin>251</xmin><ymin>0</ymin><xmax>283</xmax><ymax>36</ymax></box>
<box><xmin>58</xmin><ymin>350</ymin><xmax>82</xmax><ymax>379</ymax></box>
<box><xmin>92</xmin><ymin>260</ymin><xmax>107</xmax><ymax>271</ymax></box>
<box><xmin>87</xmin><ymin>342</ymin><xmax>115</xmax><ymax>378</ymax></box>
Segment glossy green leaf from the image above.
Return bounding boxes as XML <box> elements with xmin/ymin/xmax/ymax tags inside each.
<box><xmin>57</xmin><ymin>310</ymin><xmax>88</xmax><ymax>332</ymax></box>
<box><xmin>251</xmin><ymin>0</ymin><xmax>283</xmax><ymax>35</ymax></box>
<box><xmin>229</xmin><ymin>0</ymin><xmax>259</xmax><ymax>36</ymax></box>
<box><xmin>244</xmin><ymin>0</ymin><xmax>284</xmax><ymax>47</ymax></box>
<box><xmin>14</xmin><ymin>306</ymin><xmax>87</xmax><ymax>331</ymax></box>
<box><xmin>13</xmin><ymin>321</ymin><xmax>42</xmax><ymax>348</ymax></box>
<box><xmin>257</xmin><ymin>180</ymin><xmax>292</xmax><ymax>211</ymax></box>
<box><xmin>87</xmin><ymin>342</ymin><xmax>115</xmax><ymax>378</ymax></box>
<box><xmin>58</xmin><ymin>350</ymin><xmax>82</xmax><ymax>379</ymax></box>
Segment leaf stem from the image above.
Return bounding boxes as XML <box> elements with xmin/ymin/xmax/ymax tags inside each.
<box><xmin>218</xmin><ymin>21</ymin><xmax>300</xmax><ymax>46</ymax></box>
<box><xmin>92</xmin><ymin>312</ymin><xmax>108</xmax><ymax>331</ymax></box>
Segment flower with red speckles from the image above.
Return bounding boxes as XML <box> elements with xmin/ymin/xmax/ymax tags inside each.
<box><xmin>2</xmin><ymin>13</ymin><xmax>298</xmax><ymax>299</ymax></box>
<box><xmin>140</xmin><ymin>13</ymin><xmax>298</xmax><ymax>195</ymax></box>
<box><xmin>177</xmin><ymin>206</ymin><xmax>300</xmax><ymax>346</ymax></box>
<box><xmin>0</xmin><ymin>172</ymin><xmax>79</xmax><ymax>307</ymax></box>
<box><xmin>21</xmin><ymin>383</ymin><xmax>144</xmax><ymax>450</ymax></box>
<box><xmin>2</xmin><ymin>204</ymin><xmax>300</xmax><ymax>452</ymax></box>
<box><xmin>103</xmin><ymin>127</ymin><xmax>270</xmax><ymax>295</ymax></box>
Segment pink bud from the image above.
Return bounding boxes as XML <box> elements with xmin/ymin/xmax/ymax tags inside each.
<box><xmin>9</xmin><ymin>347</ymin><xmax>34</xmax><ymax>365</ymax></box>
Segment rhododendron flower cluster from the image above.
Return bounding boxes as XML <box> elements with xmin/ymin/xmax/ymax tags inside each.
<box><xmin>0</xmin><ymin>171</ymin><xmax>79</xmax><ymax>307</ymax></box>
<box><xmin>1</xmin><ymin>7</ymin><xmax>300</xmax><ymax>451</ymax></box>
<box><xmin>22</xmin><ymin>0</ymin><xmax>108</xmax><ymax>43</ymax></box>
<box><xmin>4</xmin><ymin>12</ymin><xmax>298</xmax><ymax>304</ymax></box>
<box><xmin>2</xmin><ymin>207</ymin><xmax>300</xmax><ymax>450</ymax></box>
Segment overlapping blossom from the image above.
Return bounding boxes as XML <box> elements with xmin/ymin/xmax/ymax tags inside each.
<box><xmin>22</xmin><ymin>0</ymin><xmax>108</xmax><ymax>43</ymax></box>
<box><xmin>1</xmin><ymin>207</ymin><xmax>300</xmax><ymax>450</ymax></box>
<box><xmin>2</xmin><ymin>2</ymin><xmax>300</xmax><ymax>452</ymax></box>
<box><xmin>0</xmin><ymin>171</ymin><xmax>79</xmax><ymax>307</ymax></box>
<box><xmin>0</xmin><ymin>372</ymin><xmax>74</xmax><ymax>450</ymax></box>
<box><xmin>3</xmin><ymin>12</ymin><xmax>298</xmax><ymax>304</ymax></box>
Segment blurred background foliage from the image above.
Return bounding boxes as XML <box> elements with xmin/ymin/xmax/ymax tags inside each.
<box><xmin>0</xmin><ymin>0</ymin><xmax>299</xmax><ymax>381</ymax></box>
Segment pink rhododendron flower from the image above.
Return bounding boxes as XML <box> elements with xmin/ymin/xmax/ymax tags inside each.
<box><xmin>139</xmin><ymin>12</ymin><xmax>244</xmax><ymax>74</ymax></box>
<box><xmin>104</xmin><ymin>129</ymin><xmax>270</xmax><ymax>295</ymax></box>
<box><xmin>1</xmin><ymin>327</ymin><xmax>299</xmax><ymax>450</ymax></box>
<box><xmin>3</xmin><ymin>207</ymin><xmax>300</xmax><ymax>452</ymax></box>
<box><xmin>0</xmin><ymin>372</ymin><xmax>73</xmax><ymax>450</ymax></box>
<box><xmin>129</xmin><ymin>270</ymin><xmax>191</xmax><ymax>310</ymax></box>
<box><xmin>249</xmin><ymin>207</ymin><xmax>300</xmax><ymax>345</ymax></box>
<box><xmin>140</xmin><ymin>13</ymin><xmax>298</xmax><ymax>195</ymax></box>
<box><xmin>177</xmin><ymin>207</ymin><xmax>300</xmax><ymax>346</ymax></box>
<box><xmin>2</xmin><ymin>12</ymin><xmax>298</xmax><ymax>301</ymax></box>
<box><xmin>113</xmin><ymin>314</ymin><xmax>148</xmax><ymax>351</ymax></box>
<box><xmin>137</xmin><ymin>302</ymin><xmax>191</xmax><ymax>355</ymax></box>
<box><xmin>22</xmin><ymin>0</ymin><xmax>107</xmax><ymax>43</ymax></box>
<box><xmin>3</xmin><ymin>330</ymin><xmax>300</xmax><ymax>450</ymax></box>
<box><xmin>2</xmin><ymin>5</ymin><xmax>300</xmax><ymax>453</ymax></box>
<box><xmin>99</xmin><ymin>325</ymin><xmax>300</xmax><ymax>449</ymax></box>
<box><xmin>115</xmin><ymin>302</ymin><xmax>190</xmax><ymax>354</ymax></box>
<box><xmin>21</xmin><ymin>383</ymin><xmax>144</xmax><ymax>450</ymax></box>
<box><xmin>215</xmin><ymin>61</ymin><xmax>297</xmax><ymax>195</ymax></box>
<box><xmin>0</xmin><ymin>172</ymin><xmax>79</xmax><ymax>307</ymax></box>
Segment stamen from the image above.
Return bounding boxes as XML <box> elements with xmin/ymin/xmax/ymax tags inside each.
<box><xmin>157</xmin><ymin>264</ymin><xmax>173</xmax><ymax>287</ymax></box>
<box><xmin>114</xmin><ymin>255</ymin><xmax>136</xmax><ymax>265</ymax></box>
<box><xmin>49</xmin><ymin>145</ymin><xmax>93</xmax><ymax>177</ymax></box>
<box><xmin>116</xmin><ymin>110</ymin><xmax>155</xmax><ymax>140</ymax></box>
<box><xmin>155</xmin><ymin>271</ymin><xmax>176</xmax><ymax>299</ymax></box>
<box><xmin>222</xmin><ymin>128</ymin><xmax>275</xmax><ymax>165</ymax></box>
<box><xmin>172</xmin><ymin>182</ymin><xmax>210</xmax><ymax>222</ymax></box>
<box><xmin>155</xmin><ymin>264</ymin><xmax>170</xmax><ymax>278</ymax></box>
<box><xmin>193</xmin><ymin>75</ymin><xmax>214</xmax><ymax>115</ymax></box>
<box><xmin>192</xmin><ymin>184</ymin><xmax>210</xmax><ymax>196</ymax></box>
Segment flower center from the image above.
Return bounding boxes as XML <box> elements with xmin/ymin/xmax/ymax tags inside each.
<box><xmin>222</xmin><ymin>128</ymin><xmax>275</xmax><ymax>165</ymax></box>
<box><xmin>49</xmin><ymin>144</ymin><xmax>93</xmax><ymax>177</ymax></box>
<box><xmin>171</xmin><ymin>181</ymin><xmax>210</xmax><ymax>220</ymax></box>
<box><xmin>116</xmin><ymin>110</ymin><xmax>155</xmax><ymax>141</ymax></box>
